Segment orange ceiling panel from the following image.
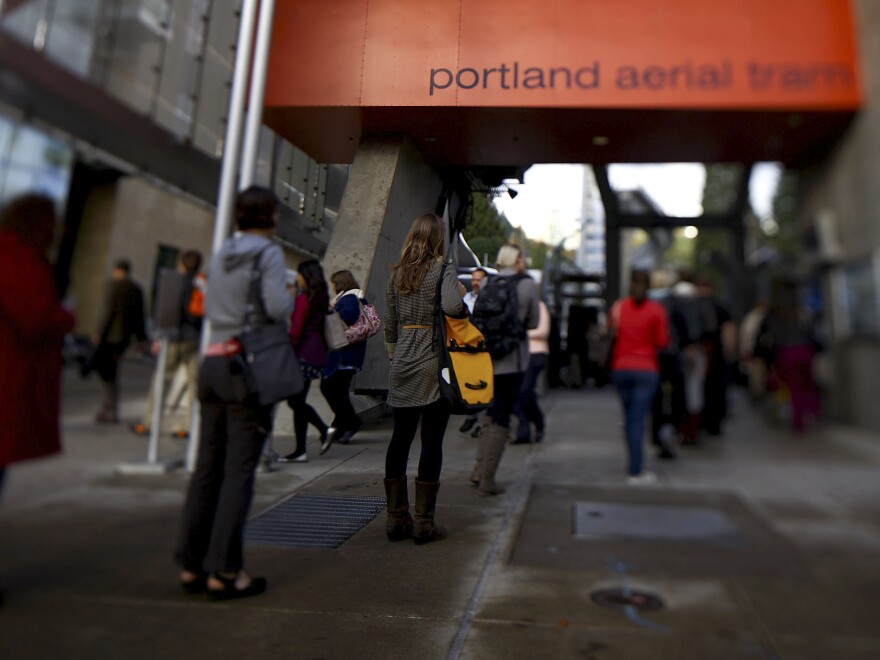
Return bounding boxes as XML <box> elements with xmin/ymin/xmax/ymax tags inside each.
<box><xmin>265</xmin><ymin>0</ymin><xmax>861</xmax><ymax>164</ymax></box>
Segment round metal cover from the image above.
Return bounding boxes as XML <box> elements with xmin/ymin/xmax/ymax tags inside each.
<box><xmin>590</xmin><ymin>588</ymin><xmax>664</xmax><ymax>611</ymax></box>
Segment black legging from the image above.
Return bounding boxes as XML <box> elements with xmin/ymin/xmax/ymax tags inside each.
<box><xmin>385</xmin><ymin>399</ymin><xmax>451</xmax><ymax>482</ymax></box>
<box><xmin>287</xmin><ymin>379</ymin><xmax>328</xmax><ymax>455</ymax></box>
<box><xmin>320</xmin><ymin>369</ymin><xmax>361</xmax><ymax>431</ymax></box>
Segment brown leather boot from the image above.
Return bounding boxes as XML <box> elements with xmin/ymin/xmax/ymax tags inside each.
<box><xmin>413</xmin><ymin>480</ymin><xmax>447</xmax><ymax>545</ymax></box>
<box><xmin>383</xmin><ymin>477</ymin><xmax>413</xmax><ymax>542</ymax></box>
<box><xmin>478</xmin><ymin>423</ymin><xmax>508</xmax><ymax>496</ymax></box>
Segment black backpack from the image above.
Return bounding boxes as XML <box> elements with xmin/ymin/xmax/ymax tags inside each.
<box><xmin>471</xmin><ymin>274</ymin><xmax>525</xmax><ymax>360</ymax></box>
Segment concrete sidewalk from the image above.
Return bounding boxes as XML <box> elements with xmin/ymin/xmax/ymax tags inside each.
<box><xmin>1</xmin><ymin>361</ymin><xmax>880</xmax><ymax>659</ymax></box>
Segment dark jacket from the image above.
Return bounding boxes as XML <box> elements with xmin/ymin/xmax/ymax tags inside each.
<box><xmin>99</xmin><ymin>277</ymin><xmax>146</xmax><ymax>346</ymax></box>
<box><xmin>175</xmin><ymin>275</ymin><xmax>203</xmax><ymax>342</ymax></box>
<box><xmin>325</xmin><ymin>290</ymin><xmax>368</xmax><ymax>377</ymax></box>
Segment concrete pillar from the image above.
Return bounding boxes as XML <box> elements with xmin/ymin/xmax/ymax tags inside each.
<box><xmin>323</xmin><ymin>136</ymin><xmax>444</xmax><ymax>391</ymax></box>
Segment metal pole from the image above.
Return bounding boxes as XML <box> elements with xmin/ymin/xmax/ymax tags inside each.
<box><xmin>210</xmin><ymin>0</ymin><xmax>259</xmax><ymax>256</ymax></box>
<box><xmin>187</xmin><ymin>0</ymin><xmax>260</xmax><ymax>472</ymax></box>
<box><xmin>240</xmin><ymin>0</ymin><xmax>276</xmax><ymax>187</ymax></box>
<box><xmin>148</xmin><ymin>337</ymin><xmax>169</xmax><ymax>464</ymax></box>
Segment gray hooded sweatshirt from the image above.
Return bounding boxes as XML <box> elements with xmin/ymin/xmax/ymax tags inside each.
<box><xmin>206</xmin><ymin>232</ymin><xmax>294</xmax><ymax>344</ymax></box>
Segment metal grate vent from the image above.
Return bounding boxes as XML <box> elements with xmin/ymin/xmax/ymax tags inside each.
<box><xmin>245</xmin><ymin>495</ymin><xmax>385</xmax><ymax>548</ymax></box>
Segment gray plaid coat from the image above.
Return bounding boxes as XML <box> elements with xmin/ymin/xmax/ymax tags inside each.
<box><xmin>383</xmin><ymin>261</ymin><xmax>464</xmax><ymax>407</ymax></box>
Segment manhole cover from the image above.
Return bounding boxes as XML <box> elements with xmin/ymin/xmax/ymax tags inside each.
<box><xmin>245</xmin><ymin>494</ymin><xmax>385</xmax><ymax>548</ymax></box>
<box><xmin>591</xmin><ymin>588</ymin><xmax>664</xmax><ymax>611</ymax></box>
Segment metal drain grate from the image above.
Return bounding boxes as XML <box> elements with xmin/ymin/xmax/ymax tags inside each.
<box><xmin>245</xmin><ymin>494</ymin><xmax>385</xmax><ymax>548</ymax></box>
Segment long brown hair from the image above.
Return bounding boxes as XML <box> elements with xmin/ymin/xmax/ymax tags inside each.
<box><xmin>391</xmin><ymin>213</ymin><xmax>446</xmax><ymax>294</ymax></box>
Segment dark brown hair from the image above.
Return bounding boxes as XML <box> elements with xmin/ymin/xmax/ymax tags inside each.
<box><xmin>331</xmin><ymin>269</ymin><xmax>359</xmax><ymax>292</ymax></box>
<box><xmin>235</xmin><ymin>186</ymin><xmax>278</xmax><ymax>230</ymax></box>
<box><xmin>180</xmin><ymin>250</ymin><xmax>202</xmax><ymax>274</ymax></box>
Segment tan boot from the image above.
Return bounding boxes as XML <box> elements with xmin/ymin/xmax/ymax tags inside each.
<box><xmin>477</xmin><ymin>423</ymin><xmax>508</xmax><ymax>496</ymax></box>
<box><xmin>413</xmin><ymin>480</ymin><xmax>447</xmax><ymax>545</ymax></box>
<box><xmin>383</xmin><ymin>477</ymin><xmax>413</xmax><ymax>542</ymax></box>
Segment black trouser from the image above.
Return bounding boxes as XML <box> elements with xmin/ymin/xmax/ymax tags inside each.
<box><xmin>488</xmin><ymin>372</ymin><xmax>525</xmax><ymax>428</ymax></box>
<box><xmin>385</xmin><ymin>399</ymin><xmax>451</xmax><ymax>482</ymax></box>
<box><xmin>96</xmin><ymin>341</ymin><xmax>127</xmax><ymax>416</ymax></box>
<box><xmin>514</xmin><ymin>354</ymin><xmax>547</xmax><ymax>440</ymax></box>
<box><xmin>178</xmin><ymin>355</ymin><xmax>272</xmax><ymax>574</ymax></box>
<box><xmin>320</xmin><ymin>369</ymin><xmax>362</xmax><ymax>431</ymax></box>
<box><xmin>287</xmin><ymin>379</ymin><xmax>328</xmax><ymax>455</ymax></box>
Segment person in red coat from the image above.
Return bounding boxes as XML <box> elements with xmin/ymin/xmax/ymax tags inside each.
<box><xmin>0</xmin><ymin>194</ymin><xmax>75</xmax><ymax>493</ymax></box>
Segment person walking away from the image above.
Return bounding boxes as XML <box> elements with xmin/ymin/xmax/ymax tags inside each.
<box><xmin>740</xmin><ymin>299</ymin><xmax>770</xmax><ymax>402</ymax></box>
<box><xmin>383</xmin><ymin>213</ymin><xmax>465</xmax><ymax>544</ymax></box>
<box><xmin>278</xmin><ymin>260</ymin><xmax>334</xmax><ymax>462</ymax></box>
<box><xmin>470</xmin><ymin>244</ymin><xmax>540</xmax><ymax>495</ymax></box>
<box><xmin>609</xmin><ymin>270</ymin><xmax>670</xmax><ymax>485</ymax></box>
<box><xmin>132</xmin><ymin>250</ymin><xmax>204</xmax><ymax>439</ymax></box>
<box><xmin>696</xmin><ymin>275</ymin><xmax>735</xmax><ymax>436</ymax></box>
<box><xmin>669</xmin><ymin>272</ymin><xmax>705</xmax><ymax>444</ymax></box>
<box><xmin>177</xmin><ymin>186</ymin><xmax>293</xmax><ymax>599</ymax></box>
<box><xmin>90</xmin><ymin>258</ymin><xmax>147</xmax><ymax>423</ymax></box>
<box><xmin>320</xmin><ymin>270</ymin><xmax>368</xmax><ymax>445</ymax></box>
<box><xmin>459</xmin><ymin>267</ymin><xmax>488</xmax><ymax>435</ymax></box>
<box><xmin>759</xmin><ymin>280</ymin><xmax>821</xmax><ymax>433</ymax></box>
<box><xmin>512</xmin><ymin>297</ymin><xmax>550</xmax><ymax>444</ymax></box>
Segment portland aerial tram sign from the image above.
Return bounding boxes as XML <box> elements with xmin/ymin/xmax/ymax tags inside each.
<box><xmin>264</xmin><ymin>0</ymin><xmax>861</xmax><ymax>166</ymax></box>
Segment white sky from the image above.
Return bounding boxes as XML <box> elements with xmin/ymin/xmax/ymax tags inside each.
<box><xmin>493</xmin><ymin>162</ymin><xmax>782</xmax><ymax>244</ymax></box>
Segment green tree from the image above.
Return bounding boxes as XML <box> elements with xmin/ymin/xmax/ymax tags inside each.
<box><xmin>464</xmin><ymin>193</ymin><xmax>510</xmax><ymax>265</ymax></box>
<box><xmin>695</xmin><ymin>163</ymin><xmax>745</xmax><ymax>288</ymax></box>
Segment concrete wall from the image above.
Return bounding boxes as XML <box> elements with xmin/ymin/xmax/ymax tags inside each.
<box><xmin>68</xmin><ymin>175</ymin><xmax>311</xmax><ymax>338</ymax></box>
<box><xmin>323</xmin><ymin>136</ymin><xmax>444</xmax><ymax>391</ymax></box>
<box><xmin>69</xmin><ymin>176</ymin><xmax>215</xmax><ymax>336</ymax></box>
<box><xmin>797</xmin><ymin>0</ymin><xmax>880</xmax><ymax>430</ymax></box>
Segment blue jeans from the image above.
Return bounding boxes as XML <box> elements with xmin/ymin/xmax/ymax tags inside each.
<box><xmin>612</xmin><ymin>370</ymin><xmax>660</xmax><ymax>476</ymax></box>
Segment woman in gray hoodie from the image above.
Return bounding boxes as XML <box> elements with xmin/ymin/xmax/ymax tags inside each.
<box><xmin>177</xmin><ymin>186</ymin><xmax>294</xmax><ymax>600</ymax></box>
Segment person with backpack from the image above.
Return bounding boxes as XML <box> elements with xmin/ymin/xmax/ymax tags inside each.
<box><xmin>469</xmin><ymin>244</ymin><xmax>540</xmax><ymax>496</ymax></box>
<box><xmin>177</xmin><ymin>186</ymin><xmax>293</xmax><ymax>600</ymax></box>
<box><xmin>320</xmin><ymin>269</ymin><xmax>369</xmax><ymax>446</ymax></box>
<box><xmin>382</xmin><ymin>213</ymin><xmax>466</xmax><ymax>544</ymax></box>
<box><xmin>131</xmin><ymin>250</ymin><xmax>204</xmax><ymax>439</ymax></box>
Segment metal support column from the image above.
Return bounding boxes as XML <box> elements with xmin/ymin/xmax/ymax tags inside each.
<box><xmin>187</xmin><ymin>0</ymin><xmax>260</xmax><ymax>472</ymax></box>
<box><xmin>240</xmin><ymin>0</ymin><xmax>277</xmax><ymax>187</ymax></box>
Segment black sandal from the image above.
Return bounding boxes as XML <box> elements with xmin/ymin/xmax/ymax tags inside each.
<box><xmin>180</xmin><ymin>572</ymin><xmax>207</xmax><ymax>595</ymax></box>
<box><xmin>206</xmin><ymin>573</ymin><xmax>267</xmax><ymax>601</ymax></box>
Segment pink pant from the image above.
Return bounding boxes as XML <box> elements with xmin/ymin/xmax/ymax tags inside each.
<box><xmin>774</xmin><ymin>345</ymin><xmax>820</xmax><ymax>432</ymax></box>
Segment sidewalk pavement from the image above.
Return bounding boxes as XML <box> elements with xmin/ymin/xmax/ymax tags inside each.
<box><xmin>1</xmin><ymin>360</ymin><xmax>879</xmax><ymax>659</ymax></box>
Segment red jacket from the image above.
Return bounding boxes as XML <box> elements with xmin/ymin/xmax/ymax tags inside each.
<box><xmin>0</xmin><ymin>229</ymin><xmax>75</xmax><ymax>468</ymax></box>
<box><xmin>609</xmin><ymin>297</ymin><xmax>669</xmax><ymax>373</ymax></box>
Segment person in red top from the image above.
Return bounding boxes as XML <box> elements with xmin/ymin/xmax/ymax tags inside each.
<box><xmin>278</xmin><ymin>260</ymin><xmax>334</xmax><ymax>463</ymax></box>
<box><xmin>608</xmin><ymin>270</ymin><xmax>670</xmax><ymax>484</ymax></box>
<box><xmin>0</xmin><ymin>195</ymin><xmax>76</xmax><ymax>493</ymax></box>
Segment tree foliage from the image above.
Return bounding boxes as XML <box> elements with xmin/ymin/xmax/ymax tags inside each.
<box><xmin>464</xmin><ymin>193</ymin><xmax>510</xmax><ymax>265</ymax></box>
